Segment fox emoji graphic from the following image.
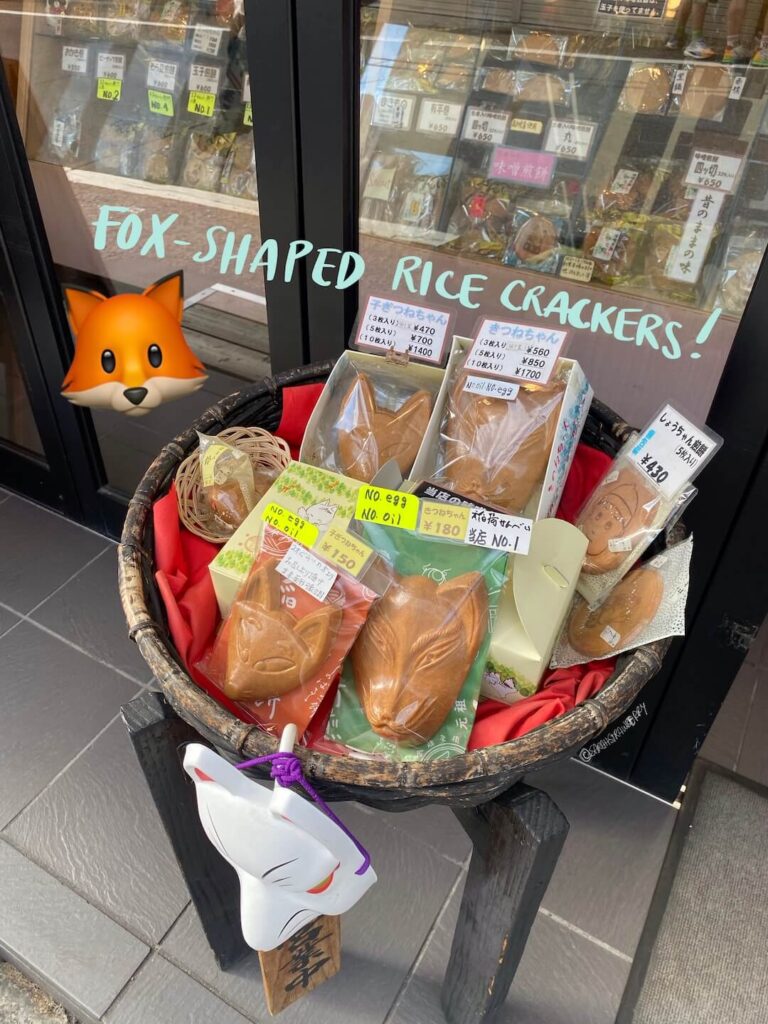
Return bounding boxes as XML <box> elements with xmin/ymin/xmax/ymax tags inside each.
<box><xmin>61</xmin><ymin>270</ymin><xmax>207</xmax><ymax>416</ymax></box>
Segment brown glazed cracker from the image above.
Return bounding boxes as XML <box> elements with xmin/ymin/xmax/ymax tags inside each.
<box><xmin>568</xmin><ymin>566</ymin><xmax>664</xmax><ymax>658</ymax></box>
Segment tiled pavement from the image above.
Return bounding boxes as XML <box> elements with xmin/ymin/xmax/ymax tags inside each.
<box><xmin>0</xmin><ymin>488</ymin><xmax>689</xmax><ymax>1024</ymax></box>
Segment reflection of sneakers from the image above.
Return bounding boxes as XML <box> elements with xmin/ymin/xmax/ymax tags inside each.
<box><xmin>665</xmin><ymin>36</ymin><xmax>682</xmax><ymax>50</ymax></box>
<box><xmin>684</xmin><ymin>38</ymin><xmax>715</xmax><ymax>59</ymax></box>
<box><xmin>723</xmin><ymin>43</ymin><xmax>751</xmax><ymax>63</ymax></box>
<box><xmin>752</xmin><ymin>46</ymin><xmax>768</xmax><ymax>66</ymax></box>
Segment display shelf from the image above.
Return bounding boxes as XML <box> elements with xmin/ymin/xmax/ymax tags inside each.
<box><xmin>63</xmin><ymin>166</ymin><xmax>259</xmax><ymax>215</ymax></box>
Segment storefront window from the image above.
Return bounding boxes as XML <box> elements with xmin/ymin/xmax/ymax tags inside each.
<box><xmin>359</xmin><ymin>1</ymin><xmax>767</xmax><ymax>424</ymax></box>
<box><xmin>0</xmin><ymin>300</ymin><xmax>43</xmax><ymax>455</ymax></box>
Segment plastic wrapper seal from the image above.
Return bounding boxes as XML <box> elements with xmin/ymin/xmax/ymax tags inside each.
<box><xmin>197</xmin><ymin>431</ymin><xmax>279</xmax><ymax>535</ymax></box>
<box><xmin>325</xmin><ymin>523</ymin><xmax>507</xmax><ymax>760</ymax></box>
<box><xmin>551</xmin><ymin>537</ymin><xmax>693</xmax><ymax>667</ymax></box>
<box><xmin>201</xmin><ymin>524</ymin><xmax>378</xmax><ymax>736</ymax></box>
<box><xmin>502</xmin><ymin>207</ymin><xmax>566</xmax><ymax>275</ymax></box>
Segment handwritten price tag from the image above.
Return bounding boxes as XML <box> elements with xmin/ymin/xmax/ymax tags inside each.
<box><xmin>188</xmin><ymin>90</ymin><xmax>216</xmax><ymax>117</ymax></box>
<box><xmin>354</xmin><ymin>486</ymin><xmax>419</xmax><ymax>531</ymax></box>
<box><xmin>316</xmin><ymin>526</ymin><xmax>373</xmax><ymax>578</ymax></box>
<box><xmin>97</xmin><ymin>78</ymin><xmax>122</xmax><ymax>102</ymax></box>
<box><xmin>418</xmin><ymin>501</ymin><xmax>470</xmax><ymax>540</ymax></box>
<box><xmin>463</xmin><ymin>375</ymin><xmax>519</xmax><ymax>401</ymax></box>
<box><xmin>276</xmin><ymin>543</ymin><xmax>337</xmax><ymax>602</ymax></box>
<box><xmin>465</xmin><ymin>507</ymin><xmax>532</xmax><ymax>555</ymax></box>
<box><xmin>148</xmin><ymin>89</ymin><xmax>174</xmax><ymax>116</ymax></box>
<box><xmin>466</xmin><ymin>318</ymin><xmax>567</xmax><ymax>385</ymax></box>
<box><xmin>261</xmin><ymin>503</ymin><xmax>319</xmax><ymax>548</ymax></box>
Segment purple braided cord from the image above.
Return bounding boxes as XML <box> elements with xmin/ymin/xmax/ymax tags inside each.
<box><xmin>235</xmin><ymin>752</ymin><xmax>371</xmax><ymax>876</ymax></box>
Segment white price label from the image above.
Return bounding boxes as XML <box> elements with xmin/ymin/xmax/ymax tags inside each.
<box><xmin>672</xmin><ymin>69</ymin><xmax>688</xmax><ymax>95</ymax></box>
<box><xmin>371</xmin><ymin>92</ymin><xmax>416</xmax><ymax>130</ymax></box>
<box><xmin>592</xmin><ymin>226</ymin><xmax>622</xmax><ymax>263</ymax></box>
<box><xmin>544</xmin><ymin>119</ymin><xmax>595</xmax><ymax>161</ymax></box>
<box><xmin>96</xmin><ymin>52</ymin><xmax>125</xmax><ymax>80</ymax></box>
<box><xmin>416</xmin><ymin>99</ymin><xmax>463</xmax><ymax>136</ymax></box>
<box><xmin>685</xmin><ymin>150</ymin><xmax>742</xmax><ymax>194</ymax></box>
<box><xmin>51</xmin><ymin>117</ymin><xmax>66</xmax><ymax>150</ymax></box>
<box><xmin>729</xmin><ymin>75</ymin><xmax>746</xmax><ymax>100</ymax></box>
<box><xmin>466</xmin><ymin>318</ymin><xmax>567</xmax><ymax>385</ymax></box>
<box><xmin>355</xmin><ymin>295</ymin><xmax>450</xmax><ymax>365</ymax></box>
<box><xmin>188</xmin><ymin>63</ymin><xmax>221</xmax><ymax>94</ymax></box>
<box><xmin>147</xmin><ymin>59</ymin><xmax>177</xmax><ymax>92</ymax></box>
<box><xmin>362</xmin><ymin>165</ymin><xmax>396</xmax><ymax>202</ymax></box>
<box><xmin>628</xmin><ymin>404</ymin><xmax>715</xmax><ymax>499</ymax></box>
<box><xmin>665</xmin><ymin>189</ymin><xmax>724</xmax><ymax>284</ymax></box>
<box><xmin>462</xmin><ymin>106</ymin><xmax>508</xmax><ymax>145</ymax></box>
<box><xmin>61</xmin><ymin>45</ymin><xmax>88</xmax><ymax>74</ymax></box>
<box><xmin>560</xmin><ymin>255</ymin><xmax>594</xmax><ymax>283</ymax></box>
<box><xmin>600</xmin><ymin>625</ymin><xmax>621</xmax><ymax>648</ymax></box>
<box><xmin>610</xmin><ymin>168</ymin><xmax>638</xmax><ymax>195</ymax></box>
<box><xmin>276</xmin><ymin>543</ymin><xmax>337</xmax><ymax>603</ymax></box>
<box><xmin>465</xmin><ymin>507</ymin><xmax>532</xmax><ymax>555</ymax></box>
<box><xmin>242</xmin><ymin>72</ymin><xmax>251</xmax><ymax>103</ymax></box>
<box><xmin>463</xmin><ymin>375</ymin><xmax>519</xmax><ymax>401</ymax></box>
<box><xmin>191</xmin><ymin>24</ymin><xmax>224</xmax><ymax>56</ymax></box>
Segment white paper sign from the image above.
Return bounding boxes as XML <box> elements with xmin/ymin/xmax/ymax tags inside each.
<box><xmin>242</xmin><ymin>72</ymin><xmax>251</xmax><ymax>103</ymax></box>
<box><xmin>372</xmin><ymin>92</ymin><xmax>416</xmax><ymax>130</ymax></box>
<box><xmin>466</xmin><ymin>318</ymin><xmax>567</xmax><ymax>384</ymax></box>
<box><xmin>665</xmin><ymin>189</ymin><xmax>724</xmax><ymax>284</ymax></box>
<box><xmin>544</xmin><ymin>119</ymin><xmax>596</xmax><ymax>161</ymax></box>
<box><xmin>592</xmin><ymin>226</ymin><xmax>622</xmax><ymax>262</ymax></box>
<box><xmin>611</xmin><ymin>169</ymin><xmax>638</xmax><ymax>194</ymax></box>
<box><xmin>355</xmin><ymin>296</ymin><xmax>450</xmax><ymax>365</ymax></box>
<box><xmin>147</xmin><ymin>59</ymin><xmax>177</xmax><ymax>91</ymax></box>
<box><xmin>417</xmin><ymin>99</ymin><xmax>463</xmax><ymax>136</ymax></box>
<box><xmin>672</xmin><ymin>69</ymin><xmax>687</xmax><ymax>95</ymax></box>
<box><xmin>96</xmin><ymin>52</ymin><xmax>125</xmax><ymax>80</ymax></box>
<box><xmin>465</xmin><ymin>507</ymin><xmax>532</xmax><ymax>556</ymax></box>
<box><xmin>462</xmin><ymin>106</ymin><xmax>508</xmax><ymax>145</ymax></box>
<box><xmin>463</xmin><ymin>375</ymin><xmax>520</xmax><ymax>401</ymax></box>
<box><xmin>684</xmin><ymin>150</ymin><xmax>742</xmax><ymax>194</ymax></box>
<box><xmin>628</xmin><ymin>404</ymin><xmax>715</xmax><ymax>499</ymax></box>
<box><xmin>729</xmin><ymin>75</ymin><xmax>746</xmax><ymax>100</ymax></box>
<box><xmin>51</xmin><ymin>117</ymin><xmax>66</xmax><ymax>150</ymax></box>
<box><xmin>277</xmin><ymin>543</ymin><xmax>337</xmax><ymax>602</ymax></box>
<box><xmin>188</xmin><ymin>63</ymin><xmax>221</xmax><ymax>94</ymax></box>
<box><xmin>61</xmin><ymin>45</ymin><xmax>88</xmax><ymax>74</ymax></box>
<box><xmin>560</xmin><ymin>255</ymin><xmax>594</xmax><ymax>283</ymax></box>
<box><xmin>191</xmin><ymin>24</ymin><xmax>224</xmax><ymax>56</ymax></box>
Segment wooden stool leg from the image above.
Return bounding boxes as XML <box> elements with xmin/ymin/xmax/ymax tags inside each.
<box><xmin>441</xmin><ymin>784</ymin><xmax>569</xmax><ymax>1024</ymax></box>
<box><xmin>121</xmin><ymin>690</ymin><xmax>250</xmax><ymax>970</ymax></box>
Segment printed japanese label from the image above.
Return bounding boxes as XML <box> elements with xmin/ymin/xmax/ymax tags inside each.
<box><xmin>465</xmin><ymin>507</ymin><xmax>532</xmax><ymax>555</ymax></box>
<box><xmin>597</xmin><ymin>0</ymin><xmax>666</xmax><ymax>17</ymax></box>
<box><xmin>200</xmin><ymin>441</ymin><xmax>229</xmax><ymax>486</ymax></box>
<box><xmin>560</xmin><ymin>255</ymin><xmax>594</xmax><ymax>283</ymax></box>
<box><xmin>61</xmin><ymin>45</ymin><xmax>88</xmax><ymax>74</ymax></box>
<box><xmin>262</xmin><ymin>503</ymin><xmax>319</xmax><ymax>548</ymax></box>
<box><xmin>316</xmin><ymin>526</ymin><xmax>373</xmax><ymax>578</ymax></box>
<box><xmin>51</xmin><ymin>117</ymin><xmax>66</xmax><ymax>150</ymax></box>
<box><xmin>96</xmin><ymin>52</ymin><xmax>125</xmax><ymax>80</ymax></box>
<box><xmin>628</xmin><ymin>404</ymin><xmax>715</xmax><ymax>499</ymax></box>
<box><xmin>729</xmin><ymin>75</ymin><xmax>746</xmax><ymax>100</ymax></box>
<box><xmin>463</xmin><ymin>375</ymin><xmax>520</xmax><ymax>401</ymax></box>
<box><xmin>355</xmin><ymin>295</ymin><xmax>450</xmax><ymax>365</ymax></box>
<box><xmin>611</xmin><ymin>169</ymin><xmax>639</xmax><ymax>194</ymax></box>
<box><xmin>416</xmin><ymin>99</ymin><xmax>463</xmax><ymax>136</ymax></box>
<box><xmin>148</xmin><ymin>90</ymin><xmax>174</xmax><ymax>116</ymax></box>
<box><xmin>665</xmin><ymin>189</ymin><xmax>724</xmax><ymax>284</ymax></box>
<box><xmin>354</xmin><ymin>485</ymin><xmax>420</xmax><ymax>531</ymax></box>
<box><xmin>685</xmin><ymin>150</ymin><xmax>742</xmax><ymax>194</ymax></box>
<box><xmin>371</xmin><ymin>92</ymin><xmax>416</xmax><ymax>130</ymax></box>
<box><xmin>400</xmin><ymin>190</ymin><xmax>427</xmax><ymax>224</ymax></box>
<box><xmin>489</xmin><ymin>145</ymin><xmax>555</xmax><ymax>187</ymax></box>
<box><xmin>191</xmin><ymin>24</ymin><xmax>224</xmax><ymax>56</ymax></box>
<box><xmin>147</xmin><ymin>59</ymin><xmax>177</xmax><ymax>92</ymax></box>
<box><xmin>97</xmin><ymin>78</ymin><xmax>122</xmax><ymax>102</ymax></box>
<box><xmin>608</xmin><ymin>536</ymin><xmax>633</xmax><ymax>552</ymax></box>
<box><xmin>462</xmin><ymin>107</ymin><xmax>508</xmax><ymax>145</ymax></box>
<box><xmin>188</xmin><ymin>63</ymin><xmax>221</xmax><ymax>94</ymax></box>
<box><xmin>418</xmin><ymin>501</ymin><xmax>470</xmax><ymax>541</ymax></box>
<box><xmin>592</xmin><ymin>226</ymin><xmax>622</xmax><ymax>262</ymax></box>
<box><xmin>509</xmin><ymin>117</ymin><xmax>543</xmax><ymax>135</ymax></box>
<box><xmin>243</xmin><ymin>102</ymin><xmax>253</xmax><ymax>126</ymax></box>
<box><xmin>672</xmin><ymin>69</ymin><xmax>688</xmax><ymax>95</ymax></box>
<box><xmin>188</xmin><ymin>90</ymin><xmax>216</xmax><ymax>117</ymax></box>
<box><xmin>362</xmin><ymin>165</ymin><xmax>396</xmax><ymax>202</ymax></box>
<box><xmin>466</xmin><ymin>318</ymin><xmax>567</xmax><ymax>385</ymax></box>
<box><xmin>544</xmin><ymin>119</ymin><xmax>596</xmax><ymax>161</ymax></box>
<box><xmin>276</xmin><ymin>543</ymin><xmax>337</xmax><ymax>602</ymax></box>
<box><xmin>600</xmin><ymin>625</ymin><xmax>621</xmax><ymax>647</ymax></box>
<box><xmin>242</xmin><ymin>73</ymin><xmax>251</xmax><ymax>103</ymax></box>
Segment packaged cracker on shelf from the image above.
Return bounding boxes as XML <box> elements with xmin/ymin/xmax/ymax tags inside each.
<box><xmin>104</xmin><ymin>0</ymin><xmax>151</xmax><ymax>41</ymax></box>
<box><xmin>64</xmin><ymin>0</ymin><xmax>102</xmax><ymax>39</ymax></box>
<box><xmin>45</xmin><ymin>92</ymin><xmax>88</xmax><ymax>164</ymax></box>
<box><xmin>675</xmin><ymin>64</ymin><xmax>732</xmax><ymax>122</ymax></box>
<box><xmin>618</xmin><ymin>63</ymin><xmax>672</xmax><ymax>115</ymax></box>
<box><xmin>508</xmin><ymin>29</ymin><xmax>569</xmax><ymax>68</ymax></box>
<box><xmin>445</xmin><ymin>175</ymin><xmax>517</xmax><ymax>258</ymax></box>
<box><xmin>717</xmin><ymin>232</ymin><xmax>767</xmax><ymax>315</ymax></box>
<box><xmin>219</xmin><ymin>131</ymin><xmax>258</xmax><ymax>200</ymax></box>
<box><xmin>515</xmin><ymin>70</ymin><xmax>569</xmax><ymax>106</ymax></box>
<box><xmin>640</xmin><ymin>218</ymin><xmax>718</xmax><ymax>304</ymax></box>
<box><xmin>92</xmin><ymin>114</ymin><xmax>143</xmax><ymax>177</ymax></box>
<box><xmin>595</xmin><ymin>163</ymin><xmax>656</xmax><ymax>218</ymax></box>
<box><xmin>502</xmin><ymin>207</ymin><xmax>567</xmax><ymax>275</ymax></box>
<box><xmin>361</xmin><ymin>150</ymin><xmax>450</xmax><ymax>232</ymax></box>
<box><xmin>361</xmin><ymin>152</ymin><xmax>408</xmax><ymax>223</ymax></box>
<box><xmin>651</xmin><ymin>161</ymin><xmax>696</xmax><ymax>222</ymax></box>
<box><xmin>180</xmin><ymin>127</ymin><xmax>235</xmax><ymax>191</ymax></box>
<box><xmin>397</xmin><ymin>173</ymin><xmax>447</xmax><ymax>231</ymax></box>
<box><xmin>148</xmin><ymin>0</ymin><xmax>192</xmax><ymax>46</ymax></box>
<box><xmin>582</xmin><ymin>219</ymin><xmax>645</xmax><ymax>286</ymax></box>
<box><xmin>136</xmin><ymin>122</ymin><xmax>179</xmax><ymax>183</ymax></box>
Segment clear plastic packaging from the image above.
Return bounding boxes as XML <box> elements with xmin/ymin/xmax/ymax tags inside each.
<box><xmin>361</xmin><ymin>150</ymin><xmax>450</xmax><ymax>231</ymax></box>
<box><xmin>197</xmin><ymin>430</ymin><xmax>266</xmax><ymax>534</ymax></box>
<box><xmin>478</xmin><ymin>66</ymin><xmax>569</xmax><ymax>106</ymax></box>
<box><xmin>65</xmin><ymin>0</ymin><xmax>102</xmax><ymax>39</ymax></box>
<box><xmin>594</xmin><ymin>163</ymin><xmax>656</xmax><ymax>218</ymax></box>
<box><xmin>104</xmin><ymin>0</ymin><xmax>151</xmax><ymax>40</ymax></box>
<box><xmin>201</xmin><ymin>525</ymin><xmax>378</xmax><ymax>736</ymax></box>
<box><xmin>446</xmin><ymin>174</ymin><xmax>517</xmax><ymax>259</ymax></box>
<box><xmin>46</xmin><ymin>101</ymin><xmax>86</xmax><ymax>163</ymax></box>
<box><xmin>502</xmin><ymin>207</ymin><xmax>566</xmax><ymax>274</ymax></box>
<box><xmin>92</xmin><ymin>116</ymin><xmax>143</xmax><ymax>177</ymax></box>
<box><xmin>180</xmin><ymin>128</ymin><xmax>235</xmax><ymax>191</ymax></box>
<box><xmin>717</xmin><ymin>233</ymin><xmax>767</xmax><ymax>315</ymax></box>
<box><xmin>617</xmin><ymin>63</ymin><xmax>672</xmax><ymax>115</ymax></box>
<box><xmin>148</xmin><ymin>0</ymin><xmax>192</xmax><ymax>46</ymax></box>
<box><xmin>219</xmin><ymin>131</ymin><xmax>258</xmax><ymax>200</ymax></box>
<box><xmin>582</xmin><ymin>219</ymin><xmax>644</xmax><ymax>285</ymax></box>
<box><xmin>508</xmin><ymin>30</ymin><xmax>569</xmax><ymax>68</ymax></box>
<box><xmin>675</xmin><ymin>64</ymin><xmax>732</xmax><ymax>122</ymax></box>
<box><xmin>136</xmin><ymin>122</ymin><xmax>179</xmax><ymax>184</ymax></box>
<box><xmin>325</xmin><ymin>523</ymin><xmax>507</xmax><ymax>760</ymax></box>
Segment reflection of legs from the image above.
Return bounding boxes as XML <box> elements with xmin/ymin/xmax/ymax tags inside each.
<box><xmin>667</xmin><ymin>0</ymin><xmax>693</xmax><ymax>47</ymax></box>
<box><xmin>724</xmin><ymin>0</ymin><xmax>750</xmax><ymax>61</ymax></box>
<box><xmin>753</xmin><ymin>1</ymin><xmax>768</xmax><ymax>63</ymax></box>
<box><xmin>683</xmin><ymin>0</ymin><xmax>715</xmax><ymax>59</ymax></box>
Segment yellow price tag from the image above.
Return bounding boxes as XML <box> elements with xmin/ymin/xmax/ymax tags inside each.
<box><xmin>261</xmin><ymin>503</ymin><xmax>319</xmax><ymax>548</ymax></box>
<box><xmin>354</xmin><ymin>485</ymin><xmax>419</xmax><ymax>531</ymax></box>
<box><xmin>316</xmin><ymin>526</ymin><xmax>373</xmax><ymax>578</ymax></box>
<box><xmin>418</xmin><ymin>500</ymin><xmax>470</xmax><ymax>541</ymax></box>
<box><xmin>97</xmin><ymin>77</ymin><xmax>122</xmax><ymax>102</ymax></box>
<box><xmin>187</xmin><ymin>89</ymin><xmax>215</xmax><ymax>117</ymax></box>
<box><xmin>148</xmin><ymin>89</ymin><xmax>174</xmax><ymax>116</ymax></box>
<box><xmin>243</xmin><ymin>101</ymin><xmax>253</xmax><ymax>126</ymax></box>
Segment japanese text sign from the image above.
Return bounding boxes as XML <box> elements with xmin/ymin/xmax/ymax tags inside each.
<box><xmin>466</xmin><ymin>318</ymin><xmax>567</xmax><ymax>385</ymax></box>
<box><xmin>628</xmin><ymin>404</ymin><xmax>718</xmax><ymax>499</ymax></box>
<box><xmin>355</xmin><ymin>295</ymin><xmax>450</xmax><ymax>364</ymax></box>
<box><xmin>685</xmin><ymin>151</ymin><xmax>743</xmax><ymax>194</ymax></box>
<box><xmin>488</xmin><ymin>146</ymin><xmax>555</xmax><ymax>187</ymax></box>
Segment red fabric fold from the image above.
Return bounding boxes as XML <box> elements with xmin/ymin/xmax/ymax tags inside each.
<box><xmin>276</xmin><ymin>382</ymin><xmax>325</xmax><ymax>458</ymax></box>
<box><xmin>556</xmin><ymin>442</ymin><xmax>613</xmax><ymax>524</ymax></box>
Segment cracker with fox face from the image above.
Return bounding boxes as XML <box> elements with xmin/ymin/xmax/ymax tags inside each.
<box><xmin>61</xmin><ymin>270</ymin><xmax>207</xmax><ymax>416</ymax></box>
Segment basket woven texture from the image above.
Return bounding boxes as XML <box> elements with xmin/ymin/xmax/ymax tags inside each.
<box><xmin>119</xmin><ymin>361</ymin><xmax>673</xmax><ymax>810</ymax></box>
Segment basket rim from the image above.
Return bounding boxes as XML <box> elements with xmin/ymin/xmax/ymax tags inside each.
<box><xmin>118</xmin><ymin>361</ymin><xmax>669</xmax><ymax>792</ymax></box>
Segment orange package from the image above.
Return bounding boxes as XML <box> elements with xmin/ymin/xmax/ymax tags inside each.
<box><xmin>199</xmin><ymin>524</ymin><xmax>377</xmax><ymax>737</ymax></box>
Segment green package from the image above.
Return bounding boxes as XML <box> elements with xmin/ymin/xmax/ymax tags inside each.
<box><xmin>325</xmin><ymin>523</ymin><xmax>507</xmax><ymax>761</ymax></box>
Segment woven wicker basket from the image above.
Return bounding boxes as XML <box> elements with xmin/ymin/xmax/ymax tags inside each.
<box><xmin>119</xmin><ymin>361</ymin><xmax>674</xmax><ymax>811</ymax></box>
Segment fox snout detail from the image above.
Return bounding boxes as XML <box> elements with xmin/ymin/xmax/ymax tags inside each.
<box><xmin>61</xmin><ymin>270</ymin><xmax>207</xmax><ymax>416</ymax></box>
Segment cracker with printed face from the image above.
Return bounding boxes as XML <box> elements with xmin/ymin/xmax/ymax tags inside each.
<box><xmin>576</xmin><ymin>465</ymin><xmax>659</xmax><ymax>574</ymax></box>
<box><xmin>568</xmin><ymin>566</ymin><xmax>664</xmax><ymax>658</ymax></box>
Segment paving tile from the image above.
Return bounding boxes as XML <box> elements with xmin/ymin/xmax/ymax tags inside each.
<box><xmin>31</xmin><ymin>547</ymin><xmax>153</xmax><ymax>683</ymax></box>
<box><xmin>525</xmin><ymin>758</ymin><xmax>675</xmax><ymax>958</ymax></box>
<box><xmin>389</xmin><ymin>872</ymin><xmax>630</xmax><ymax>1024</ymax></box>
<box><xmin>0</xmin><ymin>622</ymin><xmax>138</xmax><ymax>828</ymax></box>
<box><xmin>355</xmin><ymin>801</ymin><xmax>471</xmax><ymax>865</ymax></box>
<box><xmin>0</xmin><ymin>496</ymin><xmax>106</xmax><ymax>613</ymax></box>
<box><xmin>104</xmin><ymin>956</ymin><xmax>251</xmax><ymax>1024</ymax></box>
<box><xmin>5</xmin><ymin>720</ymin><xmax>189</xmax><ymax>946</ymax></box>
<box><xmin>0</xmin><ymin>840</ymin><xmax>149</xmax><ymax>1022</ymax></box>
<box><xmin>161</xmin><ymin>802</ymin><xmax>462</xmax><ymax>1024</ymax></box>
<box><xmin>700</xmin><ymin>660</ymin><xmax>758</xmax><ymax>771</ymax></box>
<box><xmin>735</xmin><ymin>668</ymin><xmax>768</xmax><ymax>786</ymax></box>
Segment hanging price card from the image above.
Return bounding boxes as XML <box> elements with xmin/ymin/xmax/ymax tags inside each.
<box><xmin>628</xmin><ymin>405</ymin><xmax>717</xmax><ymax>500</ymax></box>
<box><xmin>416</xmin><ymin>99</ymin><xmax>463</xmax><ymax>136</ymax></box>
<box><xmin>97</xmin><ymin>78</ymin><xmax>122</xmax><ymax>102</ymax></box>
<box><xmin>418</xmin><ymin>501</ymin><xmax>470</xmax><ymax>541</ymax></box>
<box><xmin>61</xmin><ymin>45</ymin><xmax>88</xmax><ymax>73</ymax></box>
<box><xmin>262</xmin><ymin>503</ymin><xmax>319</xmax><ymax>548</ymax></box>
<box><xmin>559</xmin><ymin>255</ymin><xmax>594</xmax><ymax>283</ymax></box>
<box><xmin>355</xmin><ymin>295</ymin><xmax>450</xmax><ymax>365</ymax></box>
<box><xmin>544</xmin><ymin>119</ymin><xmax>596</xmax><ymax>161</ymax></box>
<box><xmin>316</xmin><ymin>526</ymin><xmax>373</xmax><ymax>578</ymax></box>
<box><xmin>148</xmin><ymin>90</ymin><xmax>174</xmax><ymax>116</ymax></box>
<box><xmin>188</xmin><ymin>90</ymin><xmax>216</xmax><ymax>116</ymax></box>
<box><xmin>97</xmin><ymin>52</ymin><xmax>125</xmax><ymax>80</ymax></box>
<box><xmin>463</xmin><ymin>375</ymin><xmax>520</xmax><ymax>401</ymax></box>
<box><xmin>465</xmin><ymin>318</ymin><xmax>567</xmax><ymax>385</ymax></box>
<box><xmin>147</xmin><ymin>59</ymin><xmax>177</xmax><ymax>92</ymax></box>
<box><xmin>276</xmin><ymin>543</ymin><xmax>337</xmax><ymax>602</ymax></box>
<box><xmin>371</xmin><ymin>92</ymin><xmax>416</xmax><ymax>130</ymax></box>
<box><xmin>188</xmin><ymin>63</ymin><xmax>221</xmax><ymax>94</ymax></box>
<box><xmin>462</xmin><ymin>106</ymin><xmax>508</xmax><ymax>145</ymax></box>
<box><xmin>191</xmin><ymin>24</ymin><xmax>224</xmax><ymax>56</ymax></box>
<box><xmin>354</xmin><ymin>486</ymin><xmax>419</xmax><ymax>531</ymax></box>
<box><xmin>684</xmin><ymin>150</ymin><xmax>742</xmax><ymax>194</ymax></box>
<box><xmin>466</xmin><ymin>507</ymin><xmax>532</xmax><ymax>555</ymax></box>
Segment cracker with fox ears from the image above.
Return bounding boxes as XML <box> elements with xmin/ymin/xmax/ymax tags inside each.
<box><xmin>61</xmin><ymin>271</ymin><xmax>207</xmax><ymax>417</ymax></box>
